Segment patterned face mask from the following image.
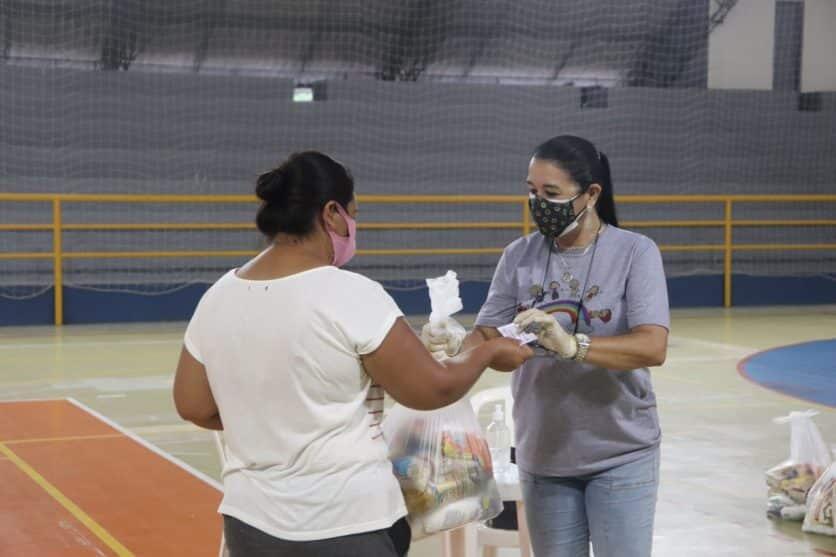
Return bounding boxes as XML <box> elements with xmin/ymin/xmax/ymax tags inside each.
<box><xmin>528</xmin><ymin>193</ymin><xmax>587</xmax><ymax>239</ymax></box>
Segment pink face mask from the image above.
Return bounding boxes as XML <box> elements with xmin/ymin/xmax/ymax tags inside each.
<box><xmin>327</xmin><ymin>203</ymin><xmax>357</xmax><ymax>267</ymax></box>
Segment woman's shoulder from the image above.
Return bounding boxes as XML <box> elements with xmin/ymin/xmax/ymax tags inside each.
<box><xmin>186</xmin><ymin>269</ymin><xmax>237</xmax><ymax>319</ymax></box>
<box><xmin>202</xmin><ymin>268</ymin><xmax>237</xmax><ymax>296</ymax></box>
<box><xmin>329</xmin><ymin>267</ymin><xmax>388</xmax><ymax>293</ymax></box>
<box><xmin>503</xmin><ymin>232</ymin><xmax>547</xmax><ymax>260</ymax></box>
<box><xmin>321</xmin><ymin>269</ymin><xmax>400</xmax><ymax>318</ymax></box>
<box><xmin>603</xmin><ymin>226</ymin><xmax>659</xmax><ymax>253</ymax></box>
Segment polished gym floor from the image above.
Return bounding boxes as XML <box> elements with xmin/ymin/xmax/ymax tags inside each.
<box><xmin>1</xmin><ymin>305</ymin><xmax>835</xmax><ymax>556</ymax></box>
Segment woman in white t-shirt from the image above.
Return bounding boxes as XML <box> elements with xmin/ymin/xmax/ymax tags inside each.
<box><xmin>173</xmin><ymin>151</ymin><xmax>533</xmax><ymax>557</ymax></box>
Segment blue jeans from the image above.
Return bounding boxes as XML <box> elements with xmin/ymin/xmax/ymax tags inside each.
<box><xmin>519</xmin><ymin>447</ymin><xmax>660</xmax><ymax>557</ymax></box>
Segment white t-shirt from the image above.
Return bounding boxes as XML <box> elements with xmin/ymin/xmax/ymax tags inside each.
<box><xmin>184</xmin><ymin>266</ymin><xmax>407</xmax><ymax>541</ymax></box>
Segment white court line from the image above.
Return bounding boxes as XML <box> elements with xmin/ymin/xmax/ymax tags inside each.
<box><xmin>668</xmin><ymin>335</ymin><xmax>758</xmax><ymax>355</ymax></box>
<box><xmin>664</xmin><ymin>355</ymin><xmax>745</xmax><ymax>364</ymax></box>
<box><xmin>53</xmin><ymin>376</ymin><xmax>173</xmax><ymax>393</ymax></box>
<box><xmin>668</xmin><ymin>337</ymin><xmax>764</xmax><ymax>361</ymax></box>
<box><xmin>0</xmin><ymin>339</ymin><xmax>181</xmax><ymax>350</ymax></box>
<box><xmin>67</xmin><ymin>398</ymin><xmax>222</xmax><ymax>492</ymax></box>
<box><xmin>132</xmin><ymin>423</ymin><xmax>205</xmax><ymax>435</ymax></box>
<box><xmin>0</xmin><ymin>397</ymin><xmax>66</xmax><ymax>403</ymax></box>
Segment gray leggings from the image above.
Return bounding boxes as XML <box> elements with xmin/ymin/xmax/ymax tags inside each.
<box><xmin>223</xmin><ymin>515</ymin><xmax>410</xmax><ymax>557</ymax></box>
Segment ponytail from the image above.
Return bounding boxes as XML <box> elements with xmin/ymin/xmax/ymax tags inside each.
<box><xmin>596</xmin><ymin>152</ymin><xmax>619</xmax><ymax>227</ymax></box>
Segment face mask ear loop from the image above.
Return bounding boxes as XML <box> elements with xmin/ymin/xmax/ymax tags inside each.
<box><xmin>557</xmin><ymin>204</ymin><xmax>588</xmax><ymax>238</ymax></box>
<box><xmin>556</xmin><ymin>187</ymin><xmax>595</xmax><ymax>237</ymax></box>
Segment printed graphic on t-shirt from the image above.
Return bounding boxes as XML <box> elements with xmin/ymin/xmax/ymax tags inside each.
<box><xmin>519</xmin><ymin>275</ymin><xmax>612</xmax><ymax>334</ymax></box>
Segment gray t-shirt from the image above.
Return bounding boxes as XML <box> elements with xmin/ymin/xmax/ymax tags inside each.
<box><xmin>475</xmin><ymin>225</ymin><xmax>670</xmax><ymax>477</ymax></box>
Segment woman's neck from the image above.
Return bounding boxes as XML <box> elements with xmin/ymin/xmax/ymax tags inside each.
<box><xmin>237</xmin><ymin>236</ymin><xmax>331</xmax><ymax>280</ymax></box>
<box><xmin>555</xmin><ymin>211</ymin><xmax>603</xmax><ymax>251</ymax></box>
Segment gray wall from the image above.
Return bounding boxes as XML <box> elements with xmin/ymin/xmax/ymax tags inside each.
<box><xmin>1</xmin><ymin>65</ymin><xmax>835</xmax><ymax>287</ymax></box>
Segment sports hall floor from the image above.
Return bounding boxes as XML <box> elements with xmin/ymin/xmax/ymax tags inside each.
<box><xmin>1</xmin><ymin>305</ymin><xmax>835</xmax><ymax>556</ymax></box>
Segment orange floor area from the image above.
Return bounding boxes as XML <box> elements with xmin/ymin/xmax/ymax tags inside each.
<box><xmin>0</xmin><ymin>399</ymin><xmax>222</xmax><ymax>556</ymax></box>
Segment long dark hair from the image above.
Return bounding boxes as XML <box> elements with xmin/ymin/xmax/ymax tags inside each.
<box><xmin>255</xmin><ymin>151</ymin><xmax>354</xmax><ymax>239</ymax></box>
<box><xmin>531</xmin><ymin>135</ymin><xmax>619</xmax><ymax>227</ymax></box>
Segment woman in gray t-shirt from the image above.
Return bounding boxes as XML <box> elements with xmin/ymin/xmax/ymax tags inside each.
<box><xmin>422</xmin><ymin>135</ymin><xmax>670</xmax><ymax>557</ymax></box>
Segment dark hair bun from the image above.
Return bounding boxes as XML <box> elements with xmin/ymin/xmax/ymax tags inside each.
<box><xmin>255</xmin><ymin>151</ymin><xmax>354</xmax><ymax>239</ymax></box>
<box><xmin>255</xmin><ymin>168</ymin><xmax>286</xmax><ymax>204</ymax></box>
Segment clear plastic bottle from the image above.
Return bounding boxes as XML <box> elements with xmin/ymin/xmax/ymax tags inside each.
<box><xmin>486</xmin><ymin>403</ymin><xmax>511</xmax><ymax>479</ymax></box>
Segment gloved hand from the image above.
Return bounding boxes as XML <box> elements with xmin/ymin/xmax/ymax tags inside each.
<box><xmin>513</xmin><ymin>309</ymin><xmax>578</xmax><ymax>359</ymax></box>
<box><xmin>420</xmin><ymin>318</ymin><xmax>467</xmax><ymax>359</ymax></box>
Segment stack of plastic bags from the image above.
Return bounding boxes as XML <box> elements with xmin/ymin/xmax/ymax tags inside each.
<box><xmin>766</xmin><ymin>410</ymin><xmax>832</xmax><ymax>521</ymax></box>
<box><xmin>383</xmin><ymin>398</ymin><xmax>503</xmax><ymax>539</ymax></box>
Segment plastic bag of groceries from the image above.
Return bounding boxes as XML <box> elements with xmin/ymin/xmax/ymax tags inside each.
<box><xmin>766</xmin><ymin>410</ymin><xmax>832</xmax><ymax>520</ymax></box>
<box><xmin>383</xmin><ymin>398</ymin><xmax>503</xmax><ymax>539</ymax></box>
<box><xmin>803</xmin><ymin>462</ymin><xmax>836</xmax><ymax>535</ymax></box>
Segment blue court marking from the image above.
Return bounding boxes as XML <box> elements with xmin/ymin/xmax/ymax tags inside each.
<box><xmin>738</xmin><ymin>339</ymin><xmax>836</xmax><ymax>407</ymax></box>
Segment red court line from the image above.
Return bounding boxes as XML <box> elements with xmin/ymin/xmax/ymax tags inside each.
<box><xmin>1</xmin><ymin>399</ymin><xmax>223</xmax><ymax>556</ymax></box>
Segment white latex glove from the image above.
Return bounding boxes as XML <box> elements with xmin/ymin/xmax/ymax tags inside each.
<box><xmin>420</xmin><ymin>318</ymin><xmax>466</xmax><ymax>358</ymax></box>
<box><xmin>514</xmin><ymin>309</ymin><xmax>578</xmax><ymax>359</ymax></box>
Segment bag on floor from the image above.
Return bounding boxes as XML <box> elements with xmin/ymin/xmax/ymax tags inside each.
<box><xmin>803</xmin><ymin>462</ymin><xmax>836</xmax><ymax>535</ymax></box>
<box><xmin>383</xmin><ymin>398</ymin><xmax>503</xmax><ymax>539</ymax></box>
<box><xmin>766</xmin><ymin>410</ymin><xmax>832</xmax><ymax>520</ymax></box>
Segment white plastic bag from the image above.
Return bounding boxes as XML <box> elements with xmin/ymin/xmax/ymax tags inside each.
<box><xmin>426</xmin><ymin>270</ymin><xmax>463</xmax><ymax>325</ymax></box>
<box><xmin>383</xmin><ymin>398</ymin><xmax>503</xmax><ymax>539</ymax></box>
<box><xmin>423</xmin><ymin>271</ymin><xmax>467</xmax><ymax>357</ymax></box>
<box><xmin>803</xmin><ymin>462</ymin><xmax>836</xmax><ymax>535</ymax></box>
<box><xmin>766</xmin><ymin>410</ymin><xmax>832</xmax><ymax>520</ymax></box>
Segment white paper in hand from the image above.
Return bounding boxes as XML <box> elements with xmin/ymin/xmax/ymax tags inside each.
<box><xmin>497</xmin><ymin>323</ymin><xmax>538</xmax><ymax>346</ymax></box>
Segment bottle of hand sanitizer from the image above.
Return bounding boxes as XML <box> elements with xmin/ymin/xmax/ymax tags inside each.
<box><xmin>486</xmin><ymin>403</ymin><xmax>511</xmax><ymax>479</ymax></box>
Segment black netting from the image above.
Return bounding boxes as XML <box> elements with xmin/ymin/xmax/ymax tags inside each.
<box><xmin>1</xmin><ymin>1</ymin><xmax>833</xmax><ymax>296</ymax></box>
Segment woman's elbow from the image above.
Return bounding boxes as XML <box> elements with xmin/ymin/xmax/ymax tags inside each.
<box><xmin>174</xmin><ymin>400</ymin><xmax>198</xmax><ymax>422</ymax></box>
<box><xmin>173</xmin><ymin>394</ymin><xmax>214</xmax><ymax>423</ymax></box>
<box><xmin>647</xmin><ymin>346</ymin><xmax>667</xmax><ymax>367</ymax></box>
<box><xmin>401</xmin><ymin>385</ymin><xmax>458</xmax><ymax>412</ymax></box>
<box><xmin>394</xmin><ymin>374</ymin><xmax>459</xmax><ymax>411</ymax></box>
<box><xmin>638</xmin><ymin>328</ymin><xmax>668</xmax><ymax>367</ymax></box>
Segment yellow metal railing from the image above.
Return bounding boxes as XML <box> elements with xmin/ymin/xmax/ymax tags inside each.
<box><xmin>1</xmin><ymin>193</ymin><xmax>835</xmax><ymax>325</ymax></box>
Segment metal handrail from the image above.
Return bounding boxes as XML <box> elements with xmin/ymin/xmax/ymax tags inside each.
<box><xmin>1</xmin><ymin>193</ymin><xmax>835</xmax><ymax>324</ymax></box>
